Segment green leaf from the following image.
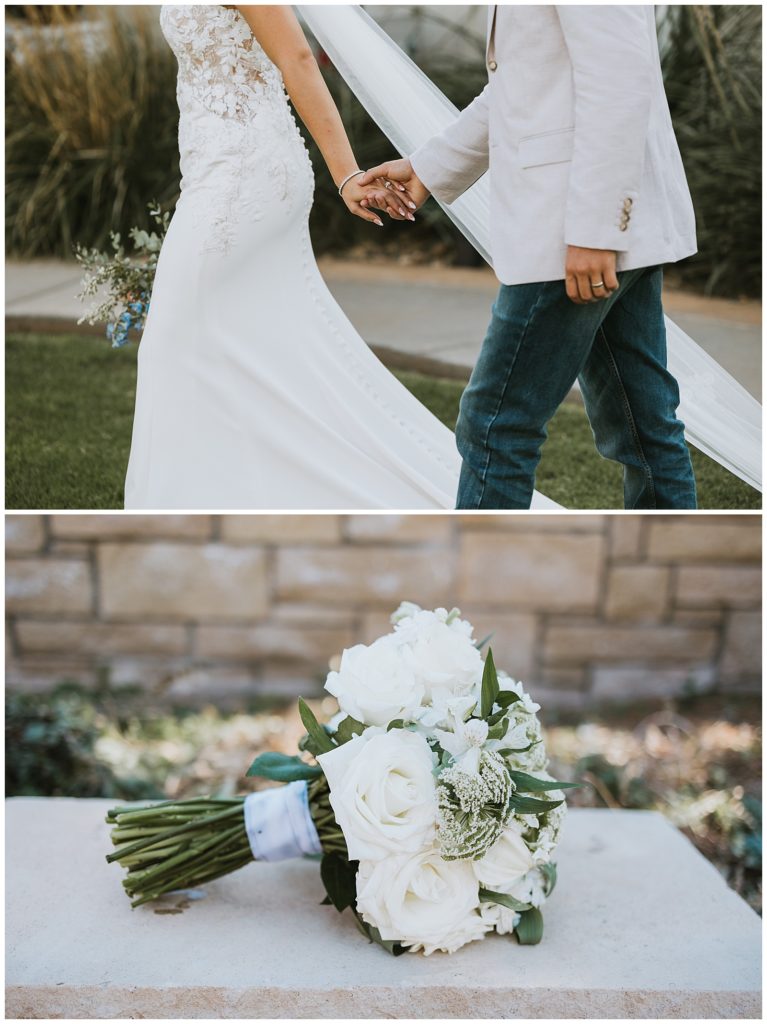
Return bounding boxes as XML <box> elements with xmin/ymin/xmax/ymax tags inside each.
<box><xmin>509</xmin><ymin>793</ymin><xmax>565</xmax><ymax>815</ymax></box>
<box><xmin>540</xmin><ymin>862</ymin><xmax>557</xmax><ymax>897</ymax></box>
<box><xmin>486</xmin><ymin>705</ymin><xmax>509</xmax><ymax>727</ymax></box>
<box><xmin>474</xmin><ymin>632</ymin><xmax>494</xmax><ymax>652</ymax></box>
<box><xmin>352</xmin><ymin>911</ymin><xmax>407</xmax><ymax>956</ymax></box>
<box><xmin>334</xmin><ymin>715</ymin><xmax>366</xmax><ymax>745</ymax></box>
<box><xmin>386</xmin><ymin>718</ymin><xmax>405</xmax><ymax>732</ymax></box>
<box><xmin>246</xmin><ymin>751</ymin><xmax>322</xmax><ymax>782</ymax></box>
<box><xmin>516</xmin><ymin>907</ymin><xmax>544</xmax><ymax>945</ymax></box>
<box><xmin>479</xmin><ymin>887</ymin><xmax>532</xmax><ymax>912</ymax></box>
<box><xmin>319</xmin><ymin>853</ymin><xmax>358</xmax><ymax>913</ymax></box>
<box><xmin>298</xmin><ymin>697</ymin><xmax>335</xmax><ymax>756</ymax></box>
<box><xmin>495</xmin><ymin>690</ymin><xmax>522</xmax><ymax>709</ymax></box>
<box><xmin>497</xmin><ymin>740</ymin><xmax>540</xmax><ymax>757</ymax></box>
<box><xmin>508</xmin><ymin>770</ymin><xmax>580</xmax><ymax>792</ymax></box>
<box><xmin>480</xmin><ymin>648</ymin><xmax>500</xmax><ymax>719</ymax></box>
<box><xmin>487</xmin><ymin>716</ymin><xmax>509</xmax><ymax>741</ymax></box>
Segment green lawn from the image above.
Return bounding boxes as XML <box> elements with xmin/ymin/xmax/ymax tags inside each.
<box><xmin>6</xmin><ymin>332</ymin><xmax>761</xmax><ymax>510</ymax></box>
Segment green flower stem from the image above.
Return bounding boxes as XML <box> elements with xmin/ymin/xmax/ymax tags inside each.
<box><xmin>107</xmin><ymin>774</ymin><xmax>346</xmax><ymax>908</ymax></box>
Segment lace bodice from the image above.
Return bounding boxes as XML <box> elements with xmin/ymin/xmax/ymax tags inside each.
<box><xmin>160</xmin><ymin>4</ymin><xmax>313</xmax><ymax>254</ymax></box>
<box><xmin>161</xmin><ymin>4</ymin><xmax>288</xmax><ymax>124</ymax></box>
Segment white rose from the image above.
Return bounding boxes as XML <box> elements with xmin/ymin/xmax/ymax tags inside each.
<box><xmin>324</xmin><ymin>634</ymin><xmax>424</xmax><ymax>727</ymax></box>
<box><xmin>356</xmin><ymin>849</ymin><xmax>489</xmax><ymax>955</ymax></box>
<box><xmin>473</xmin><ymin>823</ymin><xmax>535</xmax><ymax>891</ymax></box>
<box><xmin>316</xmin><ymin>728</ymin><xmax>437</xmax><ymax>861</ymax></box>
<box><xmin>394</xmin><ymin>607</ymin><xmax>483</xmax><ymax>705</ymax></box>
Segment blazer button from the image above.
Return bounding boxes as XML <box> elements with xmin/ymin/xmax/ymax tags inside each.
<box><xmin>488</xmin><ymin>60</ymin><xmax>498</xmax><ymax>71</ymax></box>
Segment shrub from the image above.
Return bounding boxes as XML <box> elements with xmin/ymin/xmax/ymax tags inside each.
<box><xmin>5</xmin><ymin>683</ymin><xmax>159</xmax><ymax>799</ymax></box>
<box><xmin>660</xmin><ymin>5</ymin><xmax>761</xmax><ymax>296</ymax></box>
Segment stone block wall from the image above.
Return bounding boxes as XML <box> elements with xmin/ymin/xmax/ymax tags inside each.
<box><xmin>5</xmin><ymin>514</ymin><xmax>761</xmax><ymax>708</ymax></box>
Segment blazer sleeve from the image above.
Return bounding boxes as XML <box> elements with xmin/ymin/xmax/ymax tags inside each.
<box><xmin>555</xmin><ymin>5</ymin><xmax>654</xmax><ymax>252</ymax></box>
<box><xmin>409</xmin><ymin>85</ymin><xmax>490</xmax><ymax>205</ymax></box>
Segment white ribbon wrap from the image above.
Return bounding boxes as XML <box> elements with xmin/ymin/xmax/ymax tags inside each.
<box><xmin>243</xmin><ymin>780</ymin><xmax>323</xmax><ymax>862</ymax></box>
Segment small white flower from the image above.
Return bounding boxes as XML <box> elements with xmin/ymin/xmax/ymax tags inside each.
<box><xmin>433</xmin><ymin>712</ymin><xmax>488</xmax><ymax>775</ymax></box>
<box><xmin>478</xmin><ymin>900</ymin><xmax>520</xmax><ymax>936</ymax></box>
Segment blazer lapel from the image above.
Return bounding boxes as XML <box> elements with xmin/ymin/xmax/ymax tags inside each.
<box><xmin>486</xmin><ymin>4</ymin><xmax>497</xmax><ymax>65</ymax></box>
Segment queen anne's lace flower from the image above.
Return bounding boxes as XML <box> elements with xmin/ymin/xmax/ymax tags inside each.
<box><xmin>436</xmin><ymin>751</ymin><xmax>513</xmax><ymax>860</ymax></box>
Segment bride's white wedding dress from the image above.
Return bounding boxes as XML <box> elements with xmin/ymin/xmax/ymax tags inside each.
<box><xmin>126</xmin><ymin>5</ymin><xmax>555</xmax><ymax>510</ymax></box>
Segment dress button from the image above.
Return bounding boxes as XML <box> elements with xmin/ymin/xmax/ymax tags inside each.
<box><xmin>619</xmin><ymin>223</ymin><xmax>629</xmax><ymax>232</ymax></box>
<box><xmin>488</xmin><ymin>60</ymin><xmax>498</xmax><ymax>71</ymax></box>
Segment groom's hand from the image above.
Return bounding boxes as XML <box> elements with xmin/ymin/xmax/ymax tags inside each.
<box><xmin>565</xmin><ymin>246</ymin><xmax>619</xmax><ymax>305</ymax></box>
<box><xmin>359</xmin><ymin>158</ymin><xmax>430</xmax><ymax>214</ymax></box>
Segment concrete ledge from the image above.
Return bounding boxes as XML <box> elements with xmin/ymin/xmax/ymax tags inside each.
<box><xmin>6</xmin><ymin>799</ymin><xmax>761</xmax><ymax>1019</ymax></box>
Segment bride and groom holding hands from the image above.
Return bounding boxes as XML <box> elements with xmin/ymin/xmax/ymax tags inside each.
<box><xmin>125</xmin><ymin>4</ymin><xmax>698</xmax><ymax>512</ymax></box>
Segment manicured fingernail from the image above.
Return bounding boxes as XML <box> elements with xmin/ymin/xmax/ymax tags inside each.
<box><xmin>375</xmin><ymin>219</ymin><xmax>383</xmax><ymax>227</ymax></box>
<box><xmin>407</xmin><ymin>214</ymin><xmax>415</xmax><ymax>222</ymax></box>
<box><xmin>398</xmin><ymin>184</ymin><xmax>406</xmax><ymax>191</ymax></box>
<box><xmin>408</xmin><ymin>201</ymin><xmax>417</xmax><ymax>209</ymax></box>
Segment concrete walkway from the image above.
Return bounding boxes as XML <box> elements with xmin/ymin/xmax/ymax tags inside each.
<box><xmin>6</xmin><ymin>257</ymin><xmax>762</xmax><ymax>398</ymax></box>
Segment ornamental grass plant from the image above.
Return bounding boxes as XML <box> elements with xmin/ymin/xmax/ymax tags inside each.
<box><xmin>5</xmin><ymin>6</ymin><xmax>180</xmax><ymax>257</ymax></box>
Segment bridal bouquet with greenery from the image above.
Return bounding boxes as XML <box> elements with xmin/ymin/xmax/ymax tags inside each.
<box><xmin>106</xmin><ymin>603</ymin><xmax>576</xmax><ymax>955</ymax></box>
<box><xmin>75</xmin><ymin>202</ymin><xmax>168</xmax><ymax>347</ymax></box>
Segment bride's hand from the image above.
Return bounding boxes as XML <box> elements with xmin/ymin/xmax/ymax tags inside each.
<box><xmin>359</xmin><ymin>159</ymin><xmax>430</xmax><ymax>211</ymax></box>
<box><xmin>341</xmin><ymin>176</ymin><xmax>416</xmax><ymax>226</ymax></box>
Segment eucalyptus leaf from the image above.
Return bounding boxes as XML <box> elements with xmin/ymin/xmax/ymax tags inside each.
<box><xmin>386</xmin><ymin>719</ymin><xmax>405</xmax><ymax>732</ymax></box>
<box><xmin>508</xmin><ymin>770</ymin><xmax>580</xmax><ymax>792</ymax></box>
<box><xmin>334</xmin><ymin>715</ymin><xmax>366</xmax><ymax>745</ymax></box>
<box><xmin>479</xmin><ymin>887</ymin><xmax>532</xmax><ymax>912</ymax></box>
<box><xmin>509</xmin><ymin>793</ymin><xmax>564</xmax><ymax>815</ymax></box>
<box><xmin>515</xmin><ymin>907</ymin><xmax>544</xmax><ymax>945</ymax></box>
<box><xmin>480</xmin><ymin>648</ymin><xmax>500</xmax><ymax>719</ymax></box>
<box><xmin>246</xmin><ymin>751</ymin><xmax>322</xmax><ymax>782</ymax></box>
<box><xmin>298</xmin><ymin>697</ymin><xmax>335</xmax><ymax>756</ymax></box>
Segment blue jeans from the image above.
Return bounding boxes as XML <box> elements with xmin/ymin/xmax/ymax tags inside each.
<box><xmin>455</xmin><ymin>266</ymin><xmax>697</xmax><ymax>509</ymax></box>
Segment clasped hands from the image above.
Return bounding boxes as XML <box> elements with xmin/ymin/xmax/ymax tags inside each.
<box><xmin>347</xmin><ymin>157</ymin><xmax>618</xmax><ymax>306</ymax></box>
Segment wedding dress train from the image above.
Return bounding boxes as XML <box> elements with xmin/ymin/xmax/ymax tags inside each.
<box><xmin>125</xmin><ymin>5</ymin><xmax>557</xmax><ymax>510</ymax></box>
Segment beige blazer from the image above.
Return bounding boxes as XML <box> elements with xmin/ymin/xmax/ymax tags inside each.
<box><xmin>410</xmin><ymin>5</ymin><xmax>697</xmax><ymax>286</ymax></box>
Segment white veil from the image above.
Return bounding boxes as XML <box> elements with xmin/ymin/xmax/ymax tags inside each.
<box><xmin>299</xmin><ymin>4</ymin><xmax>762</xmax><ymax>493</ymax></box>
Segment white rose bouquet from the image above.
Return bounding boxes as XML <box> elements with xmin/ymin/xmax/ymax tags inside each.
<box><xmin>106</xmin><ymin>604</ymin><xmax>577</xmax><ymax>956</ymax></box>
